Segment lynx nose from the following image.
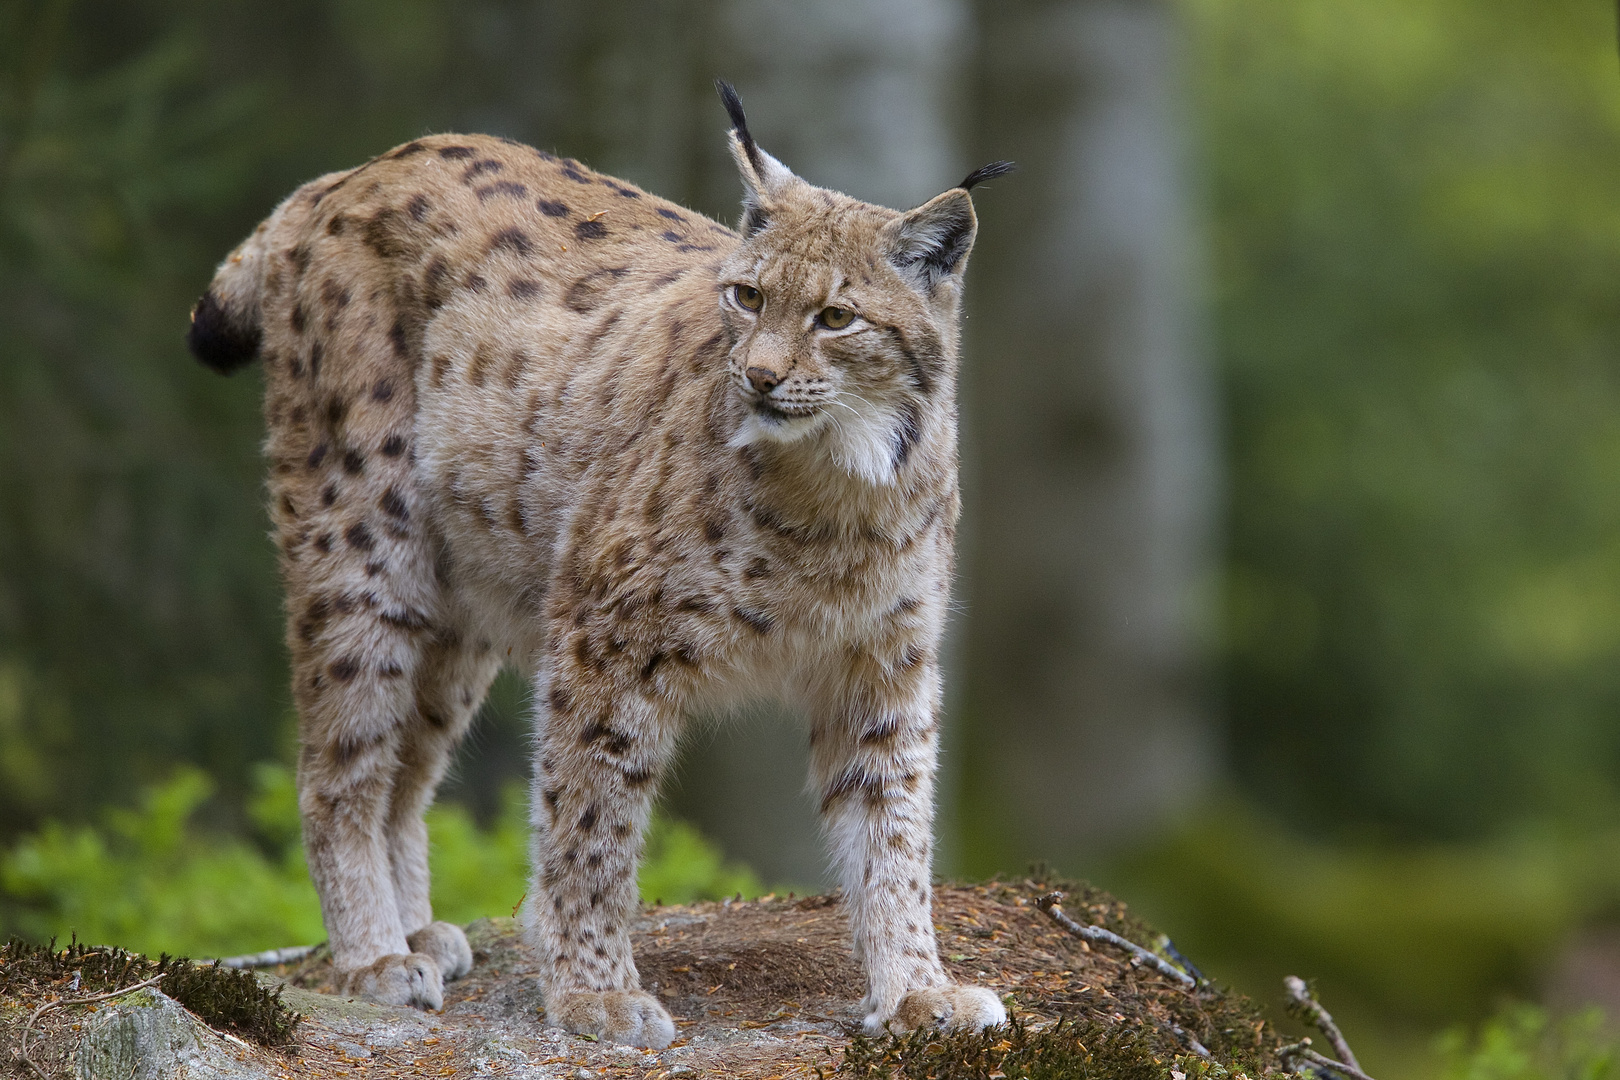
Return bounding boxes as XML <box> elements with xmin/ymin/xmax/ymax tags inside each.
<box><xmin>746</xmin><ymin>366</ymin><xmax>782</xmax><ymax>394</ymax></box>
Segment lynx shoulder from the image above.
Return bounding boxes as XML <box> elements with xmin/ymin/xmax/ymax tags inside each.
<box><xmin>191</xmin><ymin>82</ymin><xmax>1012</xmax><ymax>1047</ymax></box>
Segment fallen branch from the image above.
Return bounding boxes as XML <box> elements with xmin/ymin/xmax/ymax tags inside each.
<box><xmin>1285</xmin><ymin>976</ymin><xmax>1361</xmax><ymax>1072</ymax></box>
<box><xmin>215</xmin><ymin>944</ymin><xmax>321</xmax><ymax>970</ymax></box>
<box><xmin>1035</xmin><ymin>892</ymin><xmax>1195</xmax><ymax>988</ymax></box>
<box><xmin>1278</xmin><ymin>1038</ymin><xmax>1379</xmax><ymax>1080</ymax></box>
<box><xmin>14</xmin><ymin>974</ymin><xmax>165</xmax><ymax>1079</ymax></box>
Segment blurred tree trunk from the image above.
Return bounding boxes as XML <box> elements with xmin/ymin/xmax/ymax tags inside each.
<box><xmin>954</xmin><ymin>0</ymin><xmax>1217</xmax><ymax>873</ymax></box>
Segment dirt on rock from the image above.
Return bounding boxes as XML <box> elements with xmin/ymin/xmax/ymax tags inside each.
<box><xmin>3</xmin><ymin>881</ymin><xmax>1290</xmax><ymax>1079</ymax></box>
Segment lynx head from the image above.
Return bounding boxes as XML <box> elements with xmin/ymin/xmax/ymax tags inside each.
<box><xmin>713</xmin><ymin>81</ymin><xmax>1012</xmax><ymax>486</ymax></box>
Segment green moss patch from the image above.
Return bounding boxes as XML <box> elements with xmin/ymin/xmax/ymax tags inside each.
<box><xmin>0</xmin><ymin>937</ymin><xmax>299</xmax><ymax>1047</ymax></box>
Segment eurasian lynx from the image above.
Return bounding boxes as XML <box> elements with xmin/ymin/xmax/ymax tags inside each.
<box><xmin>189</xmin><ymin>83</ymin><xmax>1011</xmax><ymax>1048</ymax></box>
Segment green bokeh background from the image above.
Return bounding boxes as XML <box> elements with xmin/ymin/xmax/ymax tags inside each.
<box><xmin>6</xmin><ymin>1</ymin><xmax>1620</xmax><ymax>1076</ymax></box>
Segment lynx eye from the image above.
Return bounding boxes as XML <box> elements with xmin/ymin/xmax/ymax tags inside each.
<box><xmin>734</xmin><ymin>284</ymin><xmax>763</xmax><ymax>311</ymax></box>
<box><xmin>819</xmin><ymin>306</ymin><xmax>854</xmax><ymax>330</ymax></box>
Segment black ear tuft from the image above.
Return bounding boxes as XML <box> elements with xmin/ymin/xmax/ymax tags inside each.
<box><xmin>715</xmin><ymin>79</ymin><xmax>763</xmax><ymax>174</ymax></box>
<box><xmin>959</xmin><ymin>160</ymin><xmax>1016</xmax><ymax>191</ymax></box>
<box><xmin>187</xmin><ymin>290</ymin><xmax>262</xmax><ymax>375</ymax></box>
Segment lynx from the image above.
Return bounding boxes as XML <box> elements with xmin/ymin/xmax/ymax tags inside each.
<box><xmin>188</xmin><ymin>83</ymin><xmax>1011</xmax><ymax>1048</ymax></box>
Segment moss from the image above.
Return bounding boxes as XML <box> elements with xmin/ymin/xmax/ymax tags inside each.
<box><xmin>0</xmin><ymin>937</ymin><xmax>299</xmax><ymax>1047</ymax></box>
<box><xmin>836</xmin><ymin>1015</ymin><xmax>1200</xmax><ymax>1080</ymax></box>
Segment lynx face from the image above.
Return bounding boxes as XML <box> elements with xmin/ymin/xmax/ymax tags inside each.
<box><xmin>190</xmin><ymin>79</ymin><xmax>1012</xmax><ymax>1049</ymax></box>
<box><xmin>718</xmin><ymin>131</ymin><xmax>975</xmax><ymax>486</ymax></box>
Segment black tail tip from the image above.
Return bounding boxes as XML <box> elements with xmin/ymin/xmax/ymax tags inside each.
<box><xmin>187</xmin><ymin>291</ymin><xmax>261</xmax><ymax>375</ymax></box>
<box><xmin>959</xmin><ymin>160</ymin><xmax>1017</xmax><ymax>191</ymax></box>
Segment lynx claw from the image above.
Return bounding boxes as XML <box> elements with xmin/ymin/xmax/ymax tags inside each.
<box><xmin>874</xmin><ymin>984</ymin><xmax>1008</xmax><ymax>1034</ymax></box>
<box><xmin>407</xmin><ymin>921</ymin><xmax>473</xmax><ymax>981</ymax></box>
<box><xmin>338</xmin><ymin>952</ymin><xmax>445</xmax><ymax>1010</ymax></box>
<box><xmin>547</xmin><ymin>989</ymin><xmax>676</xmax><ymax>1048</ymax></box>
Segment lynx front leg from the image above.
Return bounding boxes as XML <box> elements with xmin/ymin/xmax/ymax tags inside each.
<box><xmin>811</xmin><ymin>657</ymin><xmax>1006</xmax><ymax>1034</ymax></box>
<box><xmin>527</xmin><ymin>669</ymin><xmax>680</xmax><ymax>1048</ymax></box>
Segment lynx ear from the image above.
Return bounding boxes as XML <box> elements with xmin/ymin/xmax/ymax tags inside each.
<box><xmin>716</xmin><ymin>80</ymin><xmax>796</xmax><ymax>237</ymax></box>
<box><xmin>883</xmin><ymin>189</ymin><xmax>978</xmax><ymax>292</ymax></box>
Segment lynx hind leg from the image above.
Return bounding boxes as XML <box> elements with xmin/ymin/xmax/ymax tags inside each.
<box><xmin>387</xmin><ymin>633</ymin><xmax>502</xmax><ymax>983</ymax></box>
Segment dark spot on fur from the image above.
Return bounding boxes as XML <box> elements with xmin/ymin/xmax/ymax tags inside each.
<box><xmin>422</xmin><ymin>256</ymin><xmax>450</xmax><ymax>310</ymax></box>
<box><xmin>371</xmin><ymin>379</ymin><xmax>395</xmax><ymax>403</ymax></box>
<box><xmin>564</xmin><ymin>266</ymin><xmax>629</xmax><ymax>313</ymax></box>
<box><xmin>361</xmin><ymin>207</ymin><xmax>409</xmax><ymax>259</ymax></box>
<box><xmin>745</xmin><ymin>557</ymin><xmax>771</xmax><ymax>580</ymax></box>
<box><xmin>657</xmin><ymin>208</ymin><xmax>685</xmax><ymax>222</ymax></box>
<box><xmin>733</xmin><ymin>607</ymin><xmax>773</xmax><ymax>634</ymax></box>
<box><xmin>860</xmin><ymin>714</ymin><xmax>902</xmax><ymax>745</ymax></box>
<box><xmin>508</xmin><ymin>278</ymin><xmax>541</xmax><ymax>300</ymax></box>
<box><xmin>611</xmin><ymin>185</ymin><xmax>639</xmax><ymax>198</ymax></box>
<box><xmin>573</xmin><ymin>218</ymin><xmax>608</xmax><ymax>241</ymax></box>
<box><xmin>290</xmin><ymin>303</ymin><xmax>306</xmax><ymax>333</ymax></box>
<box><xmin>661</xmin><ymin>230</ymin><xmax>681</xmax><ymax>242</ymax></box>
<box><xmin>477</xmin><ymin>180</ymin><xmax>527</xmax><ymax>201</ymax></box>
<box><xmin>489</xmin><ymin>227</ymin><xmax>533</xmax><ymax>257</ymax></box>
<box><xmin>560</xmin><ymin>164</ymin><xmax>590</xmax><ymax>184</ymax></box>
<box><xmin>549</xmin><ymin>684</ymin><xmax>571</xmax><ymax>714</ymax></box>
<box><xmin>543</xmin><ymin>788</ymin><xmax>560</xmax><ymax>810</ymax></box>
<box><xmin>462</xmin><ymin>158</ymin><xmax>503</xmax><ymax>182</ymax></box>
<box><xmin>406</xmin><ymin>194</ymin><xmax>431</xmax><ymax>221</ymax></box>
<box><xmin>465</xmin><ymin>272</ymin><xmax>487</xmax><ymax>292</ymax></box>
<box><xmin>704</xmin><ymin>520</ymin><xmax>725</xmax><ymax>542</ymax></box>
<box><xmin>330</xmin><ymin>657</ymin><xmax>360</xmax><ymax>682</ymax></box>
<box><xmin>536</xmin><ymin>199</ymin><xmax>569</xmax><ymax>217</ymax></box>
<box><xmin>467</xmin><ymin>343</ymin><xmax>494</xmax><ymax>387</ymax></box>
<box><xmin>392</xmin><ymin>141</ymin><xmax>425</xmax><ymax>158</ymax></box>
<box><xmin>437</xmin><ymin>144</ymin><xmax>476</xmax><ymax>159</ymax></box>
<box><xmin>387</xmin><ymin>319</ymin><xmax>410</xmax><ymax>358</ymax></box>
<box><xmin>306</xmin><ymin>443</ymin><xmax>328</xmax><ymax>469</ymax></box>
<box><xmin>344</xmin><ymin>521</ymin><xmax>374</xmax><ymax>551</ymax></box>
<box><xmin>578</xmin><ymin>806</ymin><xmax>598</xmax><ymax>830</ymax></box>
<box><xmin>380</xmin><ymin>434</ymin><xmax>406</xmax><ymax>457</ymax></box>
<box><xmin>321</xmin><ymin>483</ymin><xmax>338</xmax><ymax>507</ymax></box>
<box><xmin>380</xmin><ymin>487</ymin><xmax>409</xmax><ymax>520</ymax></box>
<box><xmin>314</xmin><ymin>532</ymin><xmax>333</xmax><ymax>553</ymax></box>
<box><xmin>326</xmin><ymin>214</ymin><xmax>346</xmax><ymax>236</ymax></box>
<box><xmin>366</xmin><ymin>560</ymin><xmax>387</xmax><ymax>577</ymax></box>
<box><xmin>640</xmin><ymin>651</ymin><xmax>666</xmax><ymax>681</ymax></box>
<box><xmin>322</xmin><ymin>278</ymin><xmax>352</xmax><ymax>311</ymax></box>
<box><xmin>342</xmin><ymin>449</ymin><xmax>364</xmax><ymax>475</ymax></box>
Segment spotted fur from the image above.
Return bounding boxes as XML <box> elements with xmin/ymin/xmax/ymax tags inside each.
<box><xmin>191</xmin><ymin>87</ymin><xmax>1007</xmax><ymax>1046</ymax></box>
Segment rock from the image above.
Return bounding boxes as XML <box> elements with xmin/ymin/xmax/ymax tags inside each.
<box><xmin>73</xmin><ymin>988</ymin><xmax>271</xmax><ymax>1080</ymax></box>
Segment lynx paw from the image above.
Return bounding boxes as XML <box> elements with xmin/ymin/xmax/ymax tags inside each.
<box><xmin>338</xmin><ymin>953</ymin><xmax>445</xmax><ymax>1010</ymax></box>
<box><xmin>547</xmin><ymin>989</ymin><xmax>676</xmax><ymax>1048</ymax></box>
<box><xmin>875</xmin><ymin>984</ymin><xmax>1008</xmax><ymax>1034</ymax></box>
<box><xmin>407</xmin><ymin>921</ymin><xmax>473</xmax><ymax>981</ymax></box>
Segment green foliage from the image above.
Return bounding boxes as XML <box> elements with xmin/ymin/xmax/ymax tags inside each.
<box><xmin>1111</xmin><ymin>801</ymin><xmax>1620</xmax><ymax>1027</ymax></box>
<box><xmin>1439</xmin><ymin>1005</ymin><xmax>1619</xmax><ymax>1080</ymax></box>
<box><xmin>1195</xmin><ymin>0</ymin><xmax>1620</xmax><ymax>837</ymax></box>
<box><xmin>0</xmin><ymin>766</ymin><xmax>765</xmax><ymax>958</ymax></box>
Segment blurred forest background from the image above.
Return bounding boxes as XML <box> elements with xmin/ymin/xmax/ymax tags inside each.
<box><xmin>4</xmin><ymin>0</ymin><xmax>1620</xmax><ymax>1077</ymax></box>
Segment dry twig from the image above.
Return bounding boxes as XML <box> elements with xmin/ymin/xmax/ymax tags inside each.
<box><xmin>13</xmin><ymin>974</ymin><xmax>165</xmax><ymax>1078</ymax></box>
<box><xmin>1278</xmin><ymin>1038</ymin><xmax>1379</xmax><ymax>1080</ymax></box>
<box><xmin>1035</xmin><ymin>892</ymin><xmax>1195</xmax><ymax>987</ymax></box>
<box><xmin>1285</xmin><ymin>975</ymin><xmax>1361</xmax><ymax>1072</ymax></box>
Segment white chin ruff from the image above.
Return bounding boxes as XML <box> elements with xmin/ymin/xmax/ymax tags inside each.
<box><xmin>730</xmin><ymin>398</ymin><xmax>901</xmax><ymax>487</ymax></box>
